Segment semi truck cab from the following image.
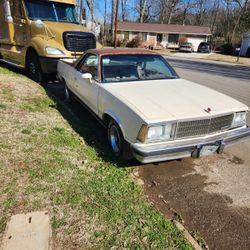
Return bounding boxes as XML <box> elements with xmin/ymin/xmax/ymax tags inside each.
<box><xmin>0</xmin><ymin>0</ymin><xmax>98</xmax><ymax>82</ymax></box>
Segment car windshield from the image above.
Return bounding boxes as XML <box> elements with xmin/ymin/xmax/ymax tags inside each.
<box><xmin>101</xmin><ymin>54</ymin><xmax>178</xmax><ymax>83</ymax></box>
<box><xmin>24</xmin><ymin>0</ymin><xmax>78</xmax><ymax>24</ymax></box>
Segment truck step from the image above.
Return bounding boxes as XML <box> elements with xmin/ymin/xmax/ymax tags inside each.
<box><xmin>0</xmin><ymin>59</ymin><xmax>25</xmax><ymax>69</ymax></box>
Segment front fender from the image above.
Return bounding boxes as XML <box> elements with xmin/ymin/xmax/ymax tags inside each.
<box><xmin>28</xmin><ymin>36</ymin><xmax>64</xmax><ymax>57</ymax></box>
<box><xmin>103</xmin><ymin>110</ymin><xmax>126</xmax><ymax>138</ymax></box>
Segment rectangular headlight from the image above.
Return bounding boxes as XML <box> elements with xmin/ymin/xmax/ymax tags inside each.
<box><xmin>232</xmin><ymin>112</ymin><xmax>247</xmax><ymax>128</ymax></box>
<box><xmin>137</xmin><ymin>123</ymin><xmax>175</xmax><ymax>143</ymax></box>
<box><xmin>45</xmin><ymin>46</ymin><xmax>65</xmax><ymax>55</ymax></box>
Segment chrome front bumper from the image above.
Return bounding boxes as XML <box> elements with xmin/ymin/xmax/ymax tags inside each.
<box><xmin>131</xmin><ymin>127</ymin><xmax>250</xmax><ymax>164</ymax></box>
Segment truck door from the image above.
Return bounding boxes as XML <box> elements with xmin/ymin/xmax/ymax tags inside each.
<box><xmin>10</xmin><ymin>0</ymin><xmax>29</xmax><ymax>61</ymax></box>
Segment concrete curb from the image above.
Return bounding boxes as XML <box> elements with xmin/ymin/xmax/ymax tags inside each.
<box><xmin>173</xmin><ymin>220</ymin><xmax>203</xmax><ymax>250</ymax></box>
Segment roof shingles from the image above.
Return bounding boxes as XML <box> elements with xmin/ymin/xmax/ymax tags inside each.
<box><xmin>118</xmin><ymin>22</ymin><xmax>211</xmax><ymax>36</ymax></box>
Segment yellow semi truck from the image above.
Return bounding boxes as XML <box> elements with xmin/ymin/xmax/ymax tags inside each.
<box><xmin>0</xmin><ymin>0</ymin><xmax>98</xmax><ymax>82</ymax></box>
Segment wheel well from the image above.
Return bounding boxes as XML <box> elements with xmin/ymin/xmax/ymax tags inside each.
<box><xmin>25</xmin><ymin>47</ymin><xmax>38</xmax><ymax>68</ymax></box>
<box><xmin>103</xmin><ymin>113</ymin><xmax>126</xmax><ymax>139</ymax></box>
<box><xmin>103</xmin><ymin>113</ymin><xmax>113</xmax><ymax>127</ymax></box>
<box><xmin>60</xmin><ymin>77</ymin><xmax>65</xmax><ymax>84</ymax></box>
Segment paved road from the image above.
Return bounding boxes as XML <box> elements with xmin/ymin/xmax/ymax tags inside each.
<box><xmin>44</xmin><ymin>58</ymin><xmax>250</xmax><ymax>250</ymax></box>
<box><xmin>139</xmin><ymin>58</ymin><xmax>250</xmax><ymax>250</ymax></box>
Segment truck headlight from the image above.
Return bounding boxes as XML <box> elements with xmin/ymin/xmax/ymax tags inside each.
<box><xmin>232</xmin><ymin>112</ymin><xmax>247</xmax><ymax>128</ymax></box>
<box><xmin>137</xmin><ymin>123</ymin><xmax>175</xmax><ymax>143</ymax></box>
<box><xmin>45</xmin><ymin>47</ymin><xmax>65</xmax><ymax>55</ymax></box>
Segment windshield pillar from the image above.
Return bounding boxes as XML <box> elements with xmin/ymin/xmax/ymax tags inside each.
<box><xmin>52</xmin><ymin>3</ymin><xmax>58</xmax><ymax>22</ymax></box>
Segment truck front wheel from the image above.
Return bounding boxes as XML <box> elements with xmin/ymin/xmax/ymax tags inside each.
<box><xmin>26</xmin><ymin>51</ymin><xmax>44</xmax><ymax>83</ymax></box>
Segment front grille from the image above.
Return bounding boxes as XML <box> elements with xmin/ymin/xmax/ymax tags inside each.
<box><xmin>63</xmin><ymin>31</ymin><xmax>96</xmax><ymax>52</ymax></box>
<box><xmin>176</xmin><ymin>114</ymin><xmax>234</xmax><ymax>139</ymax></box>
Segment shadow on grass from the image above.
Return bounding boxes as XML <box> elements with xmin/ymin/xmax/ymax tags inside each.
<box><xmin>0</xmin><ymin>62</ymin><xmax>139</xmax><ymax>167</ymax></box>
<box><xmin>42</xmin><ymin>81</ymin><xmax>140</xmax><ymax>168</ymax></box>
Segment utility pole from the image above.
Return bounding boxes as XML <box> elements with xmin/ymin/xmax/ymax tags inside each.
<box><xmin>114</xmin><ymin>0</ymin><xmax>119</xmax><ymax>48</ymax></box>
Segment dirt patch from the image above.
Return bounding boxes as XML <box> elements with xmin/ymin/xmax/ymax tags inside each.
<box><xmin>206</xmin><ymin>54</ymin><xmax>250</xmax><ymax>66</ymax></box>
<box><xmin>139</xmin><ymin>153</ymin><xmax>250</xmax><ymax>250</ymax></box>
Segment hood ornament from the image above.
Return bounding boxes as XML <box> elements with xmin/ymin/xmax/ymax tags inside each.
<box><xmin>204</xmin><ymin>107</ymin><xmax>212</xmax><ymax>114</ymax></box>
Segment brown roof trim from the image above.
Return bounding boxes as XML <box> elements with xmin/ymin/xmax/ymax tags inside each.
<box><xmin>117</xmin><ymin>22</ymin><xmax>211</xmax><ymax>36</ymax></box>
<box><xmin>87</xmin><ymin>48</ymin><xmax>158</xmax><ymax>56</ymax></box>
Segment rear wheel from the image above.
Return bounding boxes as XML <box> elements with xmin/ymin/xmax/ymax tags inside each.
<box><xmin>26</xmin><ymin>51</ymin><xmax>44</xmax><ymax>83</ymax></box>
<box><xmin>64</xmin><ymin>83</ymin><xmax>74</xmax><ymax>102</ymax></box>
<box><xmin>108</xmin><ymin>120</ymin><xmax>132</xmax><ymax>161</ymax></box>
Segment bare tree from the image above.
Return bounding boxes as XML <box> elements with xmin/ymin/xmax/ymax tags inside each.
<box><xmin>85</xmin><ymin>0</ymin><xmax>97</xmax><ymax>28</ymax></box>
<box><xmin>231</xmin><ymin>0</ymin><xmax>249</xmax><ymax>42</ymax></box>
<box><xmin>180</xmin><ymin>0</ymin><xmax>193</xmax><ymax>25</ymax></box>
<box><xmin>167</xmin><ymin>0</ymin><xmax>180</xmax><ymax>24</ymax></box>
<box><xmin>121</xmin><ymin>0</ymin><xmax>128</xmax><ymax>21</ymax></box>
<box><xmin>139</xmin><ymin>0</ymin><xmax>148</xmax><ymax>23</ymax></box>
<box><xmin>193</xmin><ymin>0</ymin><xmax>208</xmax><ymax>25</ymax></box>
<box><xmin>111</xmin><ymin>0</ymin><xmax>116</xmax><ymax>39</ymax></box>
<box><xmin>209</xmin><ymin>0</ymin><xmax>220</xmax><ymax>33</ymax></box>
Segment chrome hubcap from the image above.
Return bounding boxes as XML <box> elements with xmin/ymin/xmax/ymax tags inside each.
<box><xmin>110</xmin><ymin>125</ymin><xmax>120</xmax><ymax>153</ymax></box>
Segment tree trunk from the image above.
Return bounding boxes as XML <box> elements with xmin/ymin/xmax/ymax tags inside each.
<box><xmin>121</xmin><ymin>0</ymin><xmax>127</xmax><ymax>21</ymax></box>
<box><xmin>85</xmin><ymin>0</ymin><xmax>97</xmax><ymax>29</ymax></box>
<box><xmin>111</xmin><ymin>0</ymin><xmax>116</xmax><ymax>39</ymax></box>
<box><xmin>139</xmin><ymin>0</ymin><xmax>148</xmax><ymax>23</ymax></box>
<box><xmin>103</xmin><ymin>0</ymin><xmax>107</xmax><ymax>37</ymax></box>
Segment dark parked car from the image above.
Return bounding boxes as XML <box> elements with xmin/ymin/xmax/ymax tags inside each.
<box><xmin>198</xmin><ymin>42</ymin><xmax>211</xmax><ymax>53</ymax></box>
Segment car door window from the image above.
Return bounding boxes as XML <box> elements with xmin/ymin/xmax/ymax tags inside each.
<box><xmin>79</xmin><ymin>54</ymin><xmax>98</xmax><ymax>80</ymax></box>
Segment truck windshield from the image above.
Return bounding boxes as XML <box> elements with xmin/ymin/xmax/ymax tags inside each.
<box><xmin>24</xmin><ymin>0</ymin><xmax>78</xmax><ymax>24</ymax></box>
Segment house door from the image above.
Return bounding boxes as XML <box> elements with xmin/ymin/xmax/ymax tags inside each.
<box><xmin>157</xmin><ymin>34</ymin><xmax>163</xmax><ymax>43</ymax></box>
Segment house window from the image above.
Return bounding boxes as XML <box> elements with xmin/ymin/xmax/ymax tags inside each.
<box><xmin>168</xmin><ymin>34</ymin><xmax>179</xmax><ymax>44</ymax></box>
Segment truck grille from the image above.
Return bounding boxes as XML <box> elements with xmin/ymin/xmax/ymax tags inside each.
<box><xmin>176</xmin><ymin>114</ymin><xmax>234</xmax><ymax>139</ymax></box>
<box><xmin>63</xmin><ymin>31</ymin><xmax>96</xmax><ymax>52</ymax></box>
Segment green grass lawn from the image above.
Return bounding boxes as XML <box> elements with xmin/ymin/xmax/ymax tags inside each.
<box><xmin>0</xmin><ymin>67</ymin><xmax>193</xmax><ymax>249</ymax></box>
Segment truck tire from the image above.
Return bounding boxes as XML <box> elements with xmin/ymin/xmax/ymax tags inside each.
<box><xmin>108</xmin><ymin>120</ymin><xmax>132</xmax><ymax>161</ymax></box>
<box><xmin>26</xmin><ymin>51</ymin><xmax>44</xmax><ymax>83</ymax></box>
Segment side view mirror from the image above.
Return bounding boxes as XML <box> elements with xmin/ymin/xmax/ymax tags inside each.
<box><xmin>81</xmin><ymin>73</ymin><xmax>92</xmax><ymax>80</ymax></box>
<box><xmin>35</xmin><ymin>19</ymin><xmax>44</xmax><ymax>29</ymax></box>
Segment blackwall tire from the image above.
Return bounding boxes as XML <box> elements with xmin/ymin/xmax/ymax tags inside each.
<box><xmin>26</xmin><ymin>51</ymin><xmax>44</xmax><ymax>83</ymax></box>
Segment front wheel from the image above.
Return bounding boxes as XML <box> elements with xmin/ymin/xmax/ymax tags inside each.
<box><xmin>108</xmin><ymin>120</ymin><xmax>132</xmax><ymax>161</ymax></box>
<box><xmin>26</xmin><ymin>51</ymin><xmax>44</xmax><ymax>83</ymax></box>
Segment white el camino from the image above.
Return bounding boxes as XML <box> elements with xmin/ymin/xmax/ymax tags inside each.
<box><xmin>57</xmin><ymin>48</ymin><xmax>250</xmax><ymax>163</ymax></box>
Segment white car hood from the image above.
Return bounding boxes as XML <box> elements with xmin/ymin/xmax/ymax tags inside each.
<box><xmin>103</xmin><ymin>79</ymin><xmax>248</xmax><ymax>123</ymax></box>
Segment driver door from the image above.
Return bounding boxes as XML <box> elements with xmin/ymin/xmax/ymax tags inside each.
<box><xmin>75</xmin><ymin>54</ymin><xmax>100</xmax><ymax>114</ymax></box>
